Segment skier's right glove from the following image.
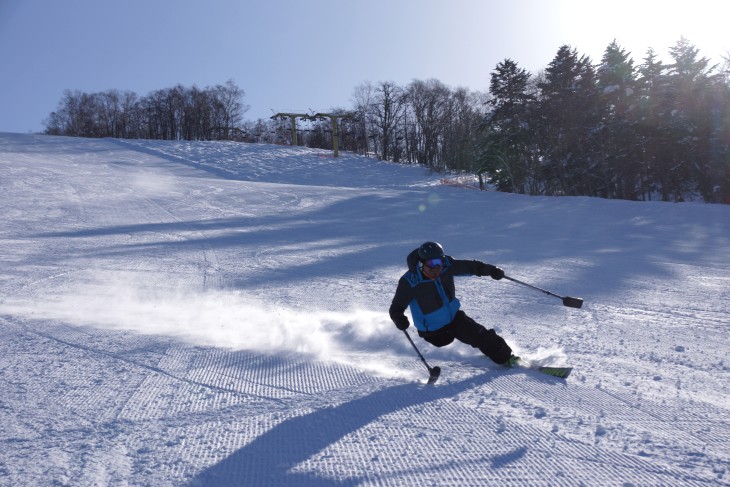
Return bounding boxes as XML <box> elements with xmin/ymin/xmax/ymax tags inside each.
<box><xmin>394</xmin><ymin>316</ymin><xmax>410</xmax><ymax>330</ymax></box>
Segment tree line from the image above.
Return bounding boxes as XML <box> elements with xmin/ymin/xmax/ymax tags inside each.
<box><xmin>44</xmin><ymin>80</ymin><xmax>248</xmax><ymax>141</ymax></box>
<box><xmin>43</xmin><ymin>38</ymin><xmax>730</xmax><ymax>203</ymax></box>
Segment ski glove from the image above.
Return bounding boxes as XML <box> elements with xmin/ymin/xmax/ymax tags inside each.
<box><xmin>394</xmin><ymin>316</ymin><xmax>410</xmax><ymax>330</ymax></box>
<box><xmin>489</xmin><ymin>266</ymin><xmax>505</xmax><ymax>280</ymax></box>
<box><xmin>477</xmin><ymin>263</ymin><xmax>505</xmax><ymax>280</ymax></box>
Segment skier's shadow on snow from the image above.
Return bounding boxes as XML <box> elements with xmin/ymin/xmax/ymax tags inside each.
<box><xmin>189</xmin><ymin>372</ymin><xmax>503</xmax><ymax>486</ymax></box>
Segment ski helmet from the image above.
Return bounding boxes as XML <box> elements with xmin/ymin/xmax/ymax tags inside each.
<box><xmin>417</xmin><ymin>241</ymin><xmax>445</xmax><ymax>261</ymax></box>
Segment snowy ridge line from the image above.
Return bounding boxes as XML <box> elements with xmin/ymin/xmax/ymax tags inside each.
<box><xmin>116</xmin><ymin>137</ymin><xmax>443</xmax><ymax>189</ymax></box>
<box><xmin>107</xmin><ymin>138</ymin><xmax>221</xmax><ymax>177</ymax></box>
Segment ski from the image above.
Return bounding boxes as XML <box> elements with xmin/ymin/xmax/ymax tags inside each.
<box><xmin>508</xmin><ymin>357</ymin><xmax>572</xmax><ymax>379</ymax></box>
<box><xmin>419</xmin><ymin>357</ymin><xmax>572</xmax><ymax>385</ymax></box>
<box><xmin>535</xmin><ymin>366</ymin><xmax>572</xmax><ymax>379</ymax></box>
<box><xmin>422</xmin><ymin>362</ymin><xmax>572</xmax><ymax>384</ymax></box>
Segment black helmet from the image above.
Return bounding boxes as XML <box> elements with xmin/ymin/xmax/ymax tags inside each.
<box><xmin>417</xmin><ymin>241</ymin><xmax>444</xmax><ymax>261</ymax></box>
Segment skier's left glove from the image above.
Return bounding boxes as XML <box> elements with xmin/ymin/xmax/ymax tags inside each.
<box><xmin>477</xmin><ymin>263</ymin><xmax>504</xmax><ymax>280</ymax></box>
<box><xmin>489</xmin><ymin>266</ymin><xmax>505</xmax><ymax>280</ymax></box>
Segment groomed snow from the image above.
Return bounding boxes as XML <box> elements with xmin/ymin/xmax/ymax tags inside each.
<box><xmin>0</xmin><ymin>133</ymin><xmax>728</xmax><ymax>486</ymax></box>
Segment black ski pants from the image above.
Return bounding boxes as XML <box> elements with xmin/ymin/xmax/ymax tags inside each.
<box><xmin>417</xmin><ymin>310</ymin><xmax>512</xmax><ymax>364</ymax></box>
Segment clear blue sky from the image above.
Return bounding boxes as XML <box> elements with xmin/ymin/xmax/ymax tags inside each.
<box><xmin>1</xmin><ymin>0</ymin><xmax>727</xmax><ymax>133</ymax></box>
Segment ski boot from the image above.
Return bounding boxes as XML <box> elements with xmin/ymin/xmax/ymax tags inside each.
<box><xmin>504</xmin><ymin>355</ymin><xmax>521</xmax><ymax>368</ymax></box>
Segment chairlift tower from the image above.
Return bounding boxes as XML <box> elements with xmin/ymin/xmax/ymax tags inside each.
<box><xmin>272</xmin><ymin>111</ymin><xmax>356</xmax><ymax>157</ymax></box>
<box><xmin>271</xmin><ymin>113</ymin><xmax>309</xmax><ymax>146</ymax></box>
<box><xmin>309</xmin><ymin>112</ymin><xmax>355</xmax><ymax>157</ymax></box>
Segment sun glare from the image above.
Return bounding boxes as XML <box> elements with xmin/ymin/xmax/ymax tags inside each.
<box><xmin>557</xmin><ymin>0</ymin><xmax>729</xmax><ymax>63</ymax></box>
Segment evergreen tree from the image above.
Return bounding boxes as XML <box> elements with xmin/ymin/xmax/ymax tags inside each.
<box><xmin>537</xmin><ymin>45</ymin><xmax>600</xmax><ymax>195</ymax></box>
<box><xmin>634</xmin><ymin>48</ymin><xmax>669</xmax><ymax>200</ymax></box>
<box><xmin>480</xmin><ymin>58</ymin><xmax>537</xmax><ymax>193</ymax></box>
<box><xmin>667</xmin><ymin>37</ymin><xmax>723</xmax><ymax>201</ymax></box>
<box><xmin>596</xmin><ymin>40</ymin><xmax>638</xmax><ymax>199</ymax></box>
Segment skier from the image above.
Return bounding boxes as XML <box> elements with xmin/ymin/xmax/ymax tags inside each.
<box><xmin>389</xmin><ymin>241</ymin><xmax>518</xmax><ymax>366</ymax></box>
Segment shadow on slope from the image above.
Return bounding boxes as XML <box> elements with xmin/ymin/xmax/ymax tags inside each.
<box><xmin>25</xmin><ymin>184</ymin><xmax>730</xmax><ymax>307</ymax></box>
<box><xmin>189</xmin><ymin>372</ymin><xmax>499</xmax><ymax>486</ymax></box>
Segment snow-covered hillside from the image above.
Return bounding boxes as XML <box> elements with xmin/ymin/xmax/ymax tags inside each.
<box><xmin>0</xmin><ymin>133</ymin><xmax>728</xmax><ymax>486</ymax></box>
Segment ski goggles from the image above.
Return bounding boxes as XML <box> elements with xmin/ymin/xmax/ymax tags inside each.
<box><xmin>423</xmin><ymin>258</ymin><xmax>444</xmax><ymax>268</ymax></box>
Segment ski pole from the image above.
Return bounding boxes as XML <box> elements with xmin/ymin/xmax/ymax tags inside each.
<box><xmin>503</xmin><ymin>275</ymin><xmax>584</xmax><ymax>309</ymax></box>
<box><xmin>402</xmin><ymin>330</ymin><xmax>441</xmax><ymax>384</ymax></box>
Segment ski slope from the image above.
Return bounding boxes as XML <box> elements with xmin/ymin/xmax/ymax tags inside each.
<box><xmin>0</xmin><ymin>133</ymin><xmax>728</xmax><ymax>486</ymax></box>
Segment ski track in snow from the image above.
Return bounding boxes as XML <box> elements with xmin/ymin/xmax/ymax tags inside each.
<box><xmin>0</xmin><ymin>133</ymin><xmax>728</xmax><ymax>486</ymax></box>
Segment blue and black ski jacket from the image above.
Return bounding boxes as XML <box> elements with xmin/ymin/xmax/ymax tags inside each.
<box><xmin>389</xmin><ymin>248</ymin><xmax>487</xmax><ymax>332</ymax></box>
